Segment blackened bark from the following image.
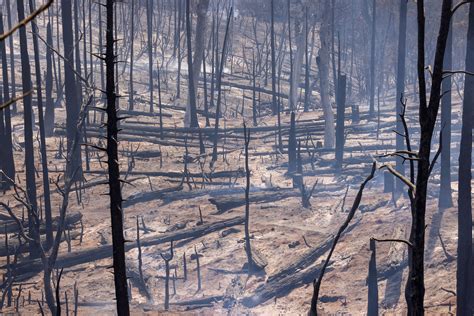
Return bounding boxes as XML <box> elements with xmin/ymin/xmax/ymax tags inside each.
<box><xmin>270</xmin><ymin>0</ymin><xmax>278</xmax><ymax>115</ymax></box>
<box><xmin>288</xmin><ymin>112</ymin><xmax>297</xmax><ymax>174</ymax></box>
<box><xmin>185</xmin><ymin>0</ymin><xmax>199</xmax><ymax>128</ymax></box>
<box><xmin>395</xmin><ymin>0</ymin><xmax>407</xmax><ymax>193</ymax></box>
<box><xmin>45</xmin><ymin>22</ymin><xmax>55</xmax><ymax>137</ymax></box>
<box><xmin>439</xmin><ymin>19</ymin><xmax>453</xmax><ymax>208</ymax></box>
<box><xmin>369</xmin><ymin>0</ymin><xmax>376</xmax><ymax>116</ymax></box>
<box><xmin>61</xmin><ymin>0</ymin><xmax>82</xmax><ymax>179</ymax></box>
<box><xmin>147</xmin><ymin>0</ymin><xmax>154</xmax><ymax>112</ymax></box>
<box><xmin>17</xmin><ymin>0</ymin><xmax>40</xmax><ymax>259</ymax></box>
<box><xmin>367</xmin><ymin>239</ymin><xmax>378</xmax><ymax>316</ymax></box>
<box><xmin>5</xmin><ymin>0</ymin><xmax>17</xmax><ymax>114</ymax></box>
<box><xmin>191</xmin><ymin>0</ymin><xmax>210</xmax><ymax>89</ymax></box>
<box><xmin>406</xmin><ymin>1</ymin><xmax>453</xmax><ymax>314</ymax></box>
<box><xmin>105</xmin><ymin>0</ymin><xmax>130</xmax><ymax>313</ymax></box>
<box><xmin>456</xmin><ymin>4</ymin><xmax>474</xmax><ymax>314</ymax></box>
<box><xmin>0</xmin><ymin>12</ymin><xmax>15</xmax><ymax>188</ymax></box>
<box><xmin>128</xmin><ymin>0</ymin><xmax>135</xmax><ymax>111</ymax></box>
<box><xmin>29</xmin><ymin>0</ymin><xmax>53</xmax><ymax>248</ymax></box>
<box><xmin>244</xmin><ymin>125</ymin><xmax>253</xmax><ymax>272</ymax></box>
<box><xmin>335</xmin><ymin>75</ymin><xmax>346</xmax><ymax>171</ymax></box>
<box><xmin>211</xmin><ymin>8</ymin><xmax>232</xmax><ymax>163</ymax></box>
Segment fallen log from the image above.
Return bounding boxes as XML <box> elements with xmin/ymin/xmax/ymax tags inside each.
<box><xmin>7</xmin><ymin>216</ymin><xmax>245</xmax><ymax>280</ymax></box>
<box><xmin>241</xmin><ymin>262</ymin><xmax>327</xmax><ymax>308</ymax></box>
<box><xmin>85</xmin><ymin>168</ymin><xmax>245</xmax><ymax>180</ymax></box>
<box><xmin>1</xmin><ymin>211</ymin><xmax>82</xmax><ymax>234</ymax></box>
<box><xmin>0</xmin><ymin>231</ymin><xmax>80</xmax><ymax>257</ymax></box>
<box><xmin>209</xmin><ymin>188</ymin><xmax>300</xmax><ymax>213</ymax></box>
<box><xmin>267</xmin><ymin>220</ymin><xmax>360</xmax><ymax>285</ymax></box>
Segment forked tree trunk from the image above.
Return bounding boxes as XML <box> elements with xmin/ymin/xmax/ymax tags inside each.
<box><xmin>406</xmin><ymin>1</ymin><xmax>453</xmax><ymax>313</ymax></box>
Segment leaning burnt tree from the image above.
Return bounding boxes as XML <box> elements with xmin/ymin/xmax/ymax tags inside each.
<box><xmin>104</xmin><ymin>0</ymin><xmax>130</xmax><ymax>314</ymax></box>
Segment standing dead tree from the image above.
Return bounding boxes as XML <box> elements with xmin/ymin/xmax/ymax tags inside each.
<box><xmin>184</xmin><ymin>0</ymin><xmax>199</xmax><ymax>128</ymax></box>
<box><xmin>160</xmin><ymin>241</ymin><xmax>174</xmax><ymax>311</ymax></box>
<box><xmin>243</xmin><ymin>124</ymin><xmax>254</xmax><ymax>273</ymax></box>
<box><xmin>309</xmin><ymin>162</ymin><xmax>376</xmax><ymax>315</ymax></box>
<box><xmin>211</xmin><ymin>7</ymin><xmax>233</xmax><ymax>164</ymax></box>
<box><xmin>457</xmin><ymin>2</ymin><xmax>474</xmax><ymax>314</ymax></box>
<box><xmin>104</xmin><ymin>0</ymin><xmax>130</xmax><ymax>313</ymax></box>
<box><xmin>380</xmin><ymin>0</ymin><xmax>460</xmax><ymax>313</ymax></box>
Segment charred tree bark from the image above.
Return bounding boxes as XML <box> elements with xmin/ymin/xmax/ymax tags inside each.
<box><xmin>288</xmin><ymin>112</ymin><xmax>297</xmax><ymax>175</ymax></box>
<box><xmin>5</xmin><ymin>0</ymin><xmax>17</xmax><ymax>114</ymax></box>
<box><xmin>192</xmin><ymin>0</ymin><xmax>210</xmax><ymax>89</ymax></box>
<box><xmin>395</xmin><ymin>0</ymin><xmax>407</xmax><ymax>194</ymax></box>
<box><xmin>29</xmin><ymin>0</ymin><xmax>53</xmax><ymax>248</ymax></box>
<box><xmin>17</xmin><ymin>0</ymin><xmax>40</xmax><ymax>259</ymax></box>
<box><xmin>335</xmin><ymin>74</ymin><xmax>346</xmax><ymax>171</ymax></box>
<box><xmin>128</xmin><ymin>0</ymin><xmax>135</xmax><ymax>111</ymax></box>
<box><xmin>184</xmin><ymin>0</ymin><xmax>199</xmax><ymax>128</ymax></box>
<box><xmin>439</xmin><ymin>19</ymin><xmax>453</xmax><ymax>208</ymax></box>
<box><xmin>104</xmin><ymin>0</ymin><xmax>130</xmax><ymax>313</ymax></box>
<box><xmin>369</xmin><ymin>0</ymin><xmax>376</xmax><ymax>117</ymax></box>
<box><xmin>0</xmin><ymin>12</ymin><xmax>15</xmax><ymax>188</ymax></box>
<box><xmin>160</xmin><ymin>241</ymin><xmax>174</xmax><ymax>311</ymax></box>
<box><xmin>367</xmin><ymin>239</ymin><xmax>378</xmax><ymax>316</ymax></box>
<box><xmin>61</xmin><ymin>0</ymin><xmax>82</xmax><ymax>180</ymax></box>
<box><xmin>243</xmin><ymin>125</ymin><xmax>253</xmax><ymax>273</ymax></box>
<box><xmin>211</xmin><ymin>8</ymin><xmax>232</xmax><ymax>164</ymax></box>
<box><xmin>270</xmin><ymin>0</ymin><xmax>278</xmax><ymax>116</ymax></box>
<box><xmin>456</xmin><ymin>3</ymin><xmax>474</xmax><ymax>314</ymax></box>
<box><xmin>405</xmin><ymin>1</ymin><xmax>453</xmax><ymax>313</ymax></box>
<box><xmin>318</xmin><ymin>1</ymin><xmax>335</xmax><ymax>149</ymax></box>
<box><xmin>45</xmin><ymin>22</ymin><xmax>55</xmax><ymax>137</ymax></box>
<box><xmin>147</xmin><ymin>0</ymin><xmax>154</xmax><ymax>113</ymax></box>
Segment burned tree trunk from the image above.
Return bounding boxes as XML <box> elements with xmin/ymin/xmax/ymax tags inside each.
<box><xmin>318</xmin><ymin>1</ymin><xmax>335</xmax><ymax>149</ymax></box>
<box><xmin>45</xmin><ymin>22</ymin><xmax>55</xmax><ymax>137</ymax></box>
<box><xmin>439</xmin><ymin>19</ymin><xmax>453</xmax><ymax>208</ymax></box>
<box><xmin>456</xmin><ymin>3</ymin><xmax>474</xmax><ymax>314</ymax></box>
<box><xmin>184</xmin><ymin>0</ymin><xmax>199</xmax><ymax>128</ymax></box>
<box><xmin>288</xmin><ymin>112</ymin><xmax>297</xmax><ymax>175</ymax></box>
<box><xmin>61</xmin><ymin>0</ymin><xmax>82</xmax><ymax>180</ymax></box>
<box><xmin>29</xmin><ymin>0</ymin><xmax>53</xmax><ymax>248</ymax></box>
<box><xmin>17</xmin><ymin>0</ymin><xmax>40</xmax><ymax>259</ymax></box>
<box><xmin>404</xmin><ymin>1</ymin><xmax>453</xmax><ymax>313</ymax></box>
<box><xmin>270</xmin><ymin>0</ymin><xmax>278</xmax><ymax>116</ymax></box>
<box><xmin>369</xmin><ymin>0</ymin><xmax>376</xmax><ymax>117</ymax></box>
<box><xmin>0</xmin><ymin>12</ymin><xmax>15</xmax><ymax>188</ymax></box>
<box><xmin>243</xmin><ymin>125</ymin><xmax>253</xmax><ymax>273</ymax></box>
<box><xmin>191</xmin><ymin>0</ymin><xmax>210</xmax><ymax>89</ymax></box>
<box><xmin>160</xmin><ymin>241</ymin><xmax>174</xmax><ymax>311</ymax></box>
<box><xmin>211</xmin><ymin>8</ymin><xmax>232</xmax><ymax>164</ymax></box>
<box><xmin>147</xmin><ymin>0</ymin><xmax>154</xmax><ymax>113</ymax></box>
<box><xmin>367</xmin><ymin>239</ymin><xmax>378</xmax><ymax>316</ymax></box>
<box><xmin>104</xmin><ymin>0</ymin><xmax>130</xmax><ymax>313</ymax></box>
<box><xmin>395</xmin><ymin>0</ymin><xmax>407</xmax><ymax>194</ymax></box>
<box><xmin>128</xmin><ymin>0</ymin><xmax>135</xmax><ymax>111</ymax></box>
<box><xmin>335</xmin><ymin>74</ymin><xmax>346</xmax><ymax>171</ymax></box>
